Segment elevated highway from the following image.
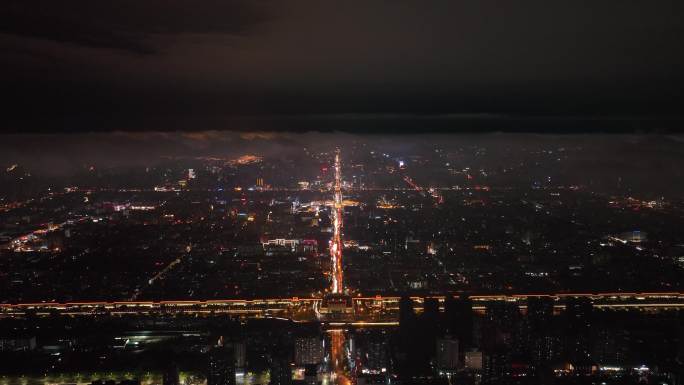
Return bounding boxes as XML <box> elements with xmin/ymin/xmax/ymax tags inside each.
<box><xmin>3</xmin><ymin>292</ymin><xmax>684</xmax><ymax>321</ymax></box>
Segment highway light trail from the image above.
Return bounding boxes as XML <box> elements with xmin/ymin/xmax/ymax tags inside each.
<box><xmin>330</xmin><ymin>149</ymin><xmax>344</xmax><ymax>294</ymax></box>
<box><xmin>329</xmin><ymin>329</ymin><xmax>351</xmax><ymax>385</ymax></box>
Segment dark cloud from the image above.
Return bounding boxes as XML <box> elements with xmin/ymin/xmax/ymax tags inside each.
<box><xmin>1</xmin><ymin>1</ymin><xmax>684</xmax><ymax>133</ymax></box>
<box><xmin>1</xmin><ymin>0</ymin><xmax>268</xmax><ymax>54</ymax></box>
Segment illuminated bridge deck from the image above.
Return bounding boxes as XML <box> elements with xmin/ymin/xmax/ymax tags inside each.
<box><xmin>2</xmin><ymin>292</ymin><xmax>684</xmax><ymax>320</ymax></box>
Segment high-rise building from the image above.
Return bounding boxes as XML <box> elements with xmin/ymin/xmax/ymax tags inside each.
<box><xmin>359</xmin><ymin>332</ymin><xmax>388</xmax><ymax>373</ymax></box>
<box><xmin>530</xmin><ymin>334</ymin><xmax>562</xmax><ymax>367</ymax></box>
<box><xmin>435</xmin><ymin>336</ymin><xmax>460</xmax><ymax>370</ymax></box>
<box><xmin>269</xmin><ymin>356</ymin><xmax>292</xmax><ymax>385</ymax></box>
<box><xmin>422</xmin><ymin>297</ymin><xmax>441</xmax><ymax>363</ymax></box>
<box><xmin>464</xmin><ymin>351</ymin><xmax>483</xmax><ymax>371</ymax></box>
<box><xmin>398</xmin><ymin>295</ymin><xmax>419</xmax><ymax>367</ymax></box>
<box><xmin>0</xmin><ymin>336</ymin><xmax>36</xmax><ymax>351</ymax></box>
<box><xmin>445</xmin><ymin>295</ymin><xmax>474</xmax><ymax>349</ymax></box>
<box><xmin>399</xmin><ymin>296</ymin><xmax>415</xmax><ymax>328</ymax></box>
<box><xmin>294</xmin><ymin>336</ymin><xmax>324</xmax><ymax>366</ymax></box>
<box><xmin>565</xmin><ymin>297</ymin><xmax>593</xmax><ymax>361</ymax></box>
<box><xmin>481</xmin><ymin>302</ymin><xmax>520</xmax><ymax>378</ymax></box>
<box><xmin>483</xmin><ymin>351</ymin><xmax>510</xmax><ymax>382</ymax></box>
<box><xmin>485</xmin><ymin>302</ymin><xmax>521</xmax><ymax>329</ymax></box>
<box><xmin>483</xmin><ymin>302</ymin><xmax>520</xmax><ymax>350</ymax></box>
<box><xmin>526</xmin><ymin>296</ymin><xmax>560</xmax><ymax>367</ymax></box>
<box><xmin>423</xmin><ymin>297</ymin><xmax>440</xmax><ymax>325</ymax></box>
<box><xmin>162</xmin><ymin>362</ymin><xmax>179</xmax><ymax>385</ymax></box>
<box><xmin>593</xmin><ymin>328</ymin><xmax>630</xmax><ymax>366</ymax></box>
<box><xmin>208</xmin><ymin>346</ymin><xmax>236</xmax><ymax>385</ymax></box>
<box><xmin>226</xmin><ymin>340</ymin><xmax>247</xmax><ymax>369</ymax></box>
<box><xmin>678</xmin><ymin>324</ymin><xmax>684</xmax><ymax>365</ymax></box>
<box><xmin>527</xmin><ymin>297</ymin><xmax>554</xmax><ymax>334</ymax></box>
<box><xmin>365</xmin><ymin>339</ymin><xmax>388</xmax><ymax>372</ymax></box>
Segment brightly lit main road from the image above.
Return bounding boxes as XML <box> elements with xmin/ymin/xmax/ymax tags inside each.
<box><xmin>330</xmin><ymin>149</ymin><xmax>344</xmax><ymax>294</ymax></box>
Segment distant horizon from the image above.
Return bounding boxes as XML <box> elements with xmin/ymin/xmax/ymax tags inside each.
<box><xmin>3</xmin><ymin>113</ymin><xmax>684</xmax><ymax>134</ymax></box>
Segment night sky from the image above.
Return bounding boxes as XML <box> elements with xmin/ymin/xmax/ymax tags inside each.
<box><xmin>3</xmin><ymin>0</ymin><xmax>684</xmax><ymax>133</ymax></box>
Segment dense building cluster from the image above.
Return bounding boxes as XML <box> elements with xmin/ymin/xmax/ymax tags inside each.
<box><xmin>2</xmin><ymin>140</ymin><xmax>684</xmax><ymax>302</ymax></box>
<box><xmin>2</xmin><ymin>135</ymin><xmax>684</xmax><ymax>384</ymax></box>
<box><xmin>1</xmin><ymin>301</ymin><xmax>684</xmax><ymax>385</ymax></box>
